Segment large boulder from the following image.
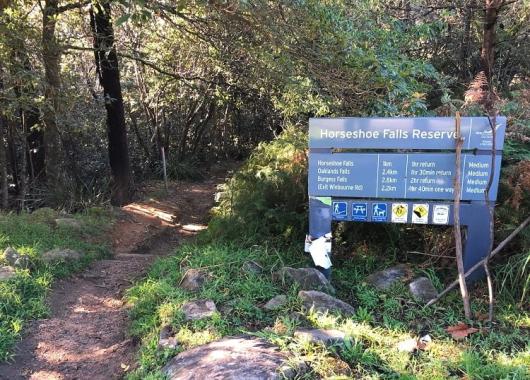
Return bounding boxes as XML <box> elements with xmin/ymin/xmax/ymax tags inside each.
<box><xmin>273</xmin><ymin>267</ymin><xmax>335</xmax><ymax>294</ymax></box>
<box><xmin>181</xmin><ymin>300</ymin><xmax>217</xmax><ymax>321</ymax></box>
<box><xmin>365</xmin><ymin>264</ymin><xmax>412</xmax><ymax>290</ymax></box>
<box><xmin>180</xmin><ymin>269</ymin><xmax>212</xmax><ymax>292</ymax></box>
<box><xmin>41</xmin><ymin>248</ymin><xmax>83</xmax><ymax>264</ymax></box>
<box><xmin>408</xmin><ymin>277</ymin><xmax>438</xmax><ymax>303</ymax></box>
<box><xmin>0</xmin><ymin>266</ymin><xmax>16</xmax><ymax>281</ymax></box>
<box><xmin>298</xmin><ymin>290</ymin><xmax>355</xmax><ymax>316</ymax></box>
<box><xmin>162</xmin><ymin>336</ymin><xmax>304</xmax><ymax>379</ymax></box>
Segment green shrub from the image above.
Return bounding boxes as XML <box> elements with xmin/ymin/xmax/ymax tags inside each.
<box><xmin>208</xmin><ymin>126</ymin><xmax>308</xmax><ymax>245</ymax></box>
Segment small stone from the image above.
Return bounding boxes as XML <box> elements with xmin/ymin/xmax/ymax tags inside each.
<box><xmin>298</xmin><ymin>290</ymin><xmax>355</xmax><ymax>316</ymax></box>
<box><xmin>181</xmin><ymin>300</ymin><xmax>217</xmax><ymax>321</ymax></box>
<box><xmin>162</xmin><ymin>336</ymin><xmax>303</xmax><ymax>379</ymax></box>
<box><xmin>365</xmin><ymin>264</ymin><xmax>411</xmax><ymax>290</ymax></box>
<box><xmin>0</xmin><ymin>266</ymin><xmax>16</xmax><ymax>281</ymax></box>
<box><xmin>264</xmin><ymin>295</ymin><xmax>288</xmax><ymax>311</ymax></box>
<box><xmin>242</xmin><ymin>260</ymin><xmax>263</xmax><ymax>274</ymax></box>
<box><xmin>3</xmin><ymin>247</ymin><xmax>19</xmax><ymax>266</ymax></box>
<box><xmin>409</xmin><ymin>277</ymin><xmax>438</xmax><ymax>303</ymax></box>
<box><xmin>55</xmin><ymin>218</ymin><xmax>82</xmax><ymax>230</ymax></box>
<box><xmin>180</xmin><ymin>269</ymin><xmax>211</xmax><ymax>292</ymax></box>
<box><xmin>272</xmin><ymin>267</ymin><xmax>335</xmax><ymax>294</ymax></box>
<box><xmin>41</xmin><ymin>248</ymin><xmax>83</xmax><ymax>264</ymax></box>
<box><xmin>294</xmin><ymin>328</ymin><xmax>346</xmax><ymax>345</ymax></box>
<box><xmin>3</xmin><ymin>247</ymin><xmax>30</xmax><ymax>269</ymax></box>
<box><xmin>158</xmin><ymin>325</ymin><xmax>179</xmax><ymax>350</ymax></box>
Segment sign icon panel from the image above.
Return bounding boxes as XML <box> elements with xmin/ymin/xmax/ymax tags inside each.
<box><xmin>412</xmin><ymin>204</ymin><xmax>429</xmax><ymax>224</ymax></box>
<box><xmin>391</xmin><ymin>203</ymin><xmax>408</xmax><ymax>223</ymax></box>
<box><xmin>332</xmin><ymin>201</ymin><xmax>348</xmax><ymax>220</ymax></box>
<box><xmin>352</xmin><ymin>203</ymin><xmax>368</xmax><ymax>221</ymax></box>
<box><xmin>432</xmin><ymin>205</ymin><xmax>450</xmax><ymax>225</ymax></box>
<box><xmin>372</xmin><ymin>203</ymin><xmax>388</xmax><ymax>222</ymax></box>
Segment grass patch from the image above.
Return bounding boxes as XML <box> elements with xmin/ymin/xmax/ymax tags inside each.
<box><xmin>0</xmin><ymin>207</ymin><xmax>113</xmax><ymax>361</ymax></box>
<box><xmin>126</xmin><ymin>240</ymin><xmax>529</xmax><ymax>379</ymax></box>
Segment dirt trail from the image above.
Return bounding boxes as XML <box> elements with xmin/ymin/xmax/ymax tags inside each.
<box><xmin>0</xmin><ymin>175</ymin><xmax>224</xmax><ymax>380</ymax></box>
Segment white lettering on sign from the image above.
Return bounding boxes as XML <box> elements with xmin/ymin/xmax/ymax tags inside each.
<box><xmin>318</xmin><ymin>128</ymin><xmax>458</xmax><ymax>140</ymax></box>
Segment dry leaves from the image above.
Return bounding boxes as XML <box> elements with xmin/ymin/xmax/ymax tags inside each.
<box><xmin>446</xmin><ymin>323</ymin><xmax>479</xmax><ymax>340</ymax></box>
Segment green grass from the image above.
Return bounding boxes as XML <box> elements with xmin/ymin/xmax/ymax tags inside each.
<box><xmin>125</xmin><ymin>240</ymin><xmax>529</xmax><ymax>379</ymax></box>
<box><xmin>0</xmin><ymin>207</ymin><xmax>113</xmax><ymax>361</ymax></box>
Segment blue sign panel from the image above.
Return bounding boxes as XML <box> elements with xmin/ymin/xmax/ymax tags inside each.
<box><xmin>332</xmin><ymin>201</ymin><xmax>348</xmax><ymax>220</ymax></box>
<box><xmin>309</xmin><ymin>117</ymin><xmax>506</xmax><ymax>151</ymax></box>
<box><xmin>372</xmin><ymin>203</ymin><xmax>388</xmax><ymax>222</ymax></box>
<box><xmin>351</xmin><ymin>203</ymin><xmax>368</xmax><ymax>221</ymax></box>
<box><xmin>308</xmin><ymin>153</ymin><xmax>502</xmax><ymax>201</ymax></box>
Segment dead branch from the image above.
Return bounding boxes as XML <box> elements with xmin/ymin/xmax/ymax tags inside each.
<box><xmin>426</xmin><ymin>215</ymin><xmax>530</xmax><ymax>307</ymax></box>
<box><xmin>454</xmin><ymin>112</ymin><xmax>472</xmax><ymax>319</ymax></box>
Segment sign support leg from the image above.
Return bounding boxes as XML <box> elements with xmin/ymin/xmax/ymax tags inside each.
<box><xmin>307</xmin><ymin>196</ymin><xmax>333</xmax><ymax>278</ymax></box>
<box><xmin>461</xmin><ymin>202</ymin><xmax>492</xmax><ymax>282</ymax></box>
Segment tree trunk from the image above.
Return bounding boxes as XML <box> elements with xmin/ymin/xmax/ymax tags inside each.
<box><xmin>90</xmin><ymin>0</ymin><xmax>133</xmax><ymax>205</ymax></box>
<box><xmin>42</xmin><ymin>0</ymin><xmax>64</xmax><ymax>201</ymax></box>
<box><xmin>460</xmin><ymin>0</ymin><xmax>475</xmax><ymax>82</ymax></box>
<box><xmin>0</xmin><ymin>74</ymin><xmax>9</xmax><ymax>209</ymax></box>
<box><xmin>480</xmin><ymin>0</ymin><xmax>502</xmax><ymax>113</ymax></box>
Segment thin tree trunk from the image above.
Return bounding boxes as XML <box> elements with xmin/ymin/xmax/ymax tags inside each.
<box><xmin>90</xmin><ymin>0</ymin><xmax>133</xmax><ymax>205</ymax></box>
<box><xmin>454</xmin><ymin>112</ymin><xmax>472</xmax><ymax>319</ymax></box>
<box><xmin>0</xmin><ymin>75</ymin><xmax>8</xmax><ymax>209</ymax></box>
<box><xmin>480</xmin><ymin>0</ymin><xmax>502</xmax><ymax>111</ymax></box>
<box><xmin>42</xmin><ymin>0</ymin><xmax>64</xmax><ymax>201</ymax></box>
<box><xmin>460</xmin><ymin>0</ymin><xmax>475</xmax><ymax>82</ymax></box>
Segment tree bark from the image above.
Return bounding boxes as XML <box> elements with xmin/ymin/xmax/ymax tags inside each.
<box><xmin>90</xmin><ymin>0</ymin><xmax>133</xmax><ymax>205</ymax></box>
<box><xmin>480</xmin><ymin>0</ymin><xmax>502</xmax><ymax>112</ymax></box>
<box><xmin>42</xmin><ymin>0</ymin><xmax>65</xmax><ymax>201</ymax></box>
<box><xmin>0</xmin><ymin>74</ymin><xmax>9</xmax><ymax>209</ymax></box>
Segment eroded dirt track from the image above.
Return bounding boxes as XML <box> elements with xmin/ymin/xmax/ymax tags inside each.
<box><xmin>0</xmin><ymin>177</ymin><xmax>222</xmax><ymax>380</ymax></box>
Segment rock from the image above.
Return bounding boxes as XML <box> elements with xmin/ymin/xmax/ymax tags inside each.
<box><xmin>0</xmin><ymin>266</ymin><xmax>16</xmax><ymax>281</ymax></box>
<box><xmin>181</xmin><ymin>300</ymin><xmax>217</xmax><ymax>321</ymax></box>
<box><xmin>158</xmin><ymin>325</ymin><xmax>179</xmax><ymax>350</ymax></box>
<box><xmin>162</xmin><ymin>336</ymin><xmax>304</xmax><ymax>379</ymax></box>
<box><xmin>298</xmin><ymin>290</ymin><xmax>355</xmax><ymax>316</ymax></box>
<box><xmin>365</xmin><ymin>264</ymin><xmax>411</xmax><ymax>290</ymax></box>
<box><xmin>3</xmin><ymin>247</ymin><xmax>18</xmax><ymax>264</ymax></box>
<box><xmin>273</xmin><ymin>267</ymin><xmax>335</xmax><ymax>294</ymax></box>
<box><xmin>294</xmin><ymin>328</ymin><xmax>346</xmax><ymax>345</ymax></box>
<box><xmin>264</xmin><ymin>295</ymin><xmax>288</xmax><ymax>311</ymax></box>
<box><xmin>31</xmin><ymin>207</ymin><xmax>57</xmax><ymax>221</ymax></box>
<box><xmin>180</xmin><ymin>269</ymin><xmax>211</xmax><ymax>292</ymax></box>
<box><xmin>55</xmin><ymin>218</ymin><xmax>82</xmax><ymax>230</ymax></box>
<box><xmin>3</xmin><ymin>247</ymin><xmax>30</xmax><ymax>269</ymax></box>
<box><xmin>242</xmin><ymin>260</ymin><xmax>263</xmax><ymax>275</ymax></box>
<box><xmin>41</xmin><ymin>248</ymin><xmax>83</xmax><ymax>264</ymax></box>
<box><xmin>408</xmin><ymin>277</ymin><xmax>438</xmax><ymax>303</ymax></box>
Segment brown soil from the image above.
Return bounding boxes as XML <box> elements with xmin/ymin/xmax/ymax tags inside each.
<box><xmin>0</xmin><ymin>174</ymin><xmax>226</xmax><ymax>380</ymax></box>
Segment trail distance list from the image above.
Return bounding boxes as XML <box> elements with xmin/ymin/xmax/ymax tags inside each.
<box><xmin>309</xmin><ymin>153</ymin><xmax>501</xmax><ymax>201</ymax></box>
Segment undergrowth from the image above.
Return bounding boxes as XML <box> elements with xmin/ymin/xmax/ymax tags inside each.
<box><xmin>126</xmin><ymin>126</ymin><xmax>529</xmax><ymax>379</ymax></box>
<box><xmin>125</xmin><ymin>241</ymin><xmax>529</xmax><ymax>379</ymax></box>
<box><xmin>0</xmin><ymin>207</ymin><xmax>113</xmax><ymax>361</ymax></box>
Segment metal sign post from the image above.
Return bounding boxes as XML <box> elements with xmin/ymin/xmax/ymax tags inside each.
<box><xmin>306</xmin><ymin>117</ymin><xmax>506</xmax><ymax>281</ymax></box>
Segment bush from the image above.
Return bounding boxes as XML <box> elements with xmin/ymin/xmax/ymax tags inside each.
<box><xmin>208</xmin><ymin>126</ymin><xmax>308</xmax><ymax>245</ymax></box>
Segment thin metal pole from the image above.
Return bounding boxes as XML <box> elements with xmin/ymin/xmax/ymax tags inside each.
<box><xmin>161</xmin><ymin>147</ymin><xmax>168</xmax><ymax>191</ymax></box>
